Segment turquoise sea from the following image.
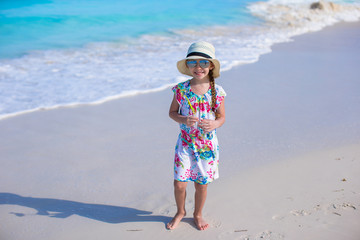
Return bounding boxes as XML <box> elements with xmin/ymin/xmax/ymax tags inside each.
<box><xmin>0</xmin><ymin>0</ymin><xmax>359</xmax><ymax>119</ymax></box>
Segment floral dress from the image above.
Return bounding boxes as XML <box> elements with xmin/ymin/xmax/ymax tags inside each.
<box><xmin>172</xmin><ymin>80</ymin><xmax>226</xmax><ymax>185</ymax></box>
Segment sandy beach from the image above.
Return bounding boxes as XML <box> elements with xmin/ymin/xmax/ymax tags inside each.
<box><xmin>1</xmin><ymin>21</ymin><xmax>360</xmax><ymax>240</ymax></box>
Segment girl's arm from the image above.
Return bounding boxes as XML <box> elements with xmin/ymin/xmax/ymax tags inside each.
<box><xmin>169</xmin><ymin>94</ymin><xmax>199</xmax><ymax>127</ymax></box>
<box><xmin>199</xmin><ymin>99</ymin><xmax>225</xmax><ymax>133</ymax></box>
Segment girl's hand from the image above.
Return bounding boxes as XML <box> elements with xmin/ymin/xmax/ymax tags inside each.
<box><xmin>199</xmin><ymin>119</ymin><xmax>218</xmax><ymax>133</ymax></box>
<box><xmin>185</xmin><ymin>116</ymin><xmax>199</xmax><ymax>127</ymax></box>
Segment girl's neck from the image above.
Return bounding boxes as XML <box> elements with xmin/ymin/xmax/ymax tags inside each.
<box><xmin>190</xmin><ymin>77</ymin><xmax>211</xmax><ymax>96</ymax></box>
<box><xmin>190</xmin><ymin>76</ymin><xmax>210</xmax><ymax>85</ymax></box>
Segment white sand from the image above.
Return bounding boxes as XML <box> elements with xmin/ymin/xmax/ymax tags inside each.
<box><xmin>1</xmin><ymin>22</ymin><xmax>360</xmax><ymax>240</ymax></box>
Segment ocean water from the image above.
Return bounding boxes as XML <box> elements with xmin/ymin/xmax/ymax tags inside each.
<box><xmin>0</xmin><ymin>0</ymin><xmax>360</xmax><ymax>120</ymax></box>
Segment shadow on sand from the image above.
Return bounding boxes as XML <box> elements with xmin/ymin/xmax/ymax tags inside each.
<box><xmin>0</xmin><ymin>192</ymin><xmax>172</xmax><ymax>226</ymax></box>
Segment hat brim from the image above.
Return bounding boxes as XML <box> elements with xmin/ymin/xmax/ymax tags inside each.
<box><xmin>177</xmin><ymin>56</ymin><xmax>220</xmax><ymax>78</ymax></box>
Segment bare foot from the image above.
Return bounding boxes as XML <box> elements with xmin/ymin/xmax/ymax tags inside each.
<box><xmin>167</xmin><ymin>211</ymin><xmax>186</xmax><ymax>230</ymax></box>
<box><xmin>194</xmin><ymin>215</ymin><xmax>209</xmax><ymax>231</ymax></box>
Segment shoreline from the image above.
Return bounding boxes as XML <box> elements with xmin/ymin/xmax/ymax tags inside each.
<box><xmin>1</xmin><ymin>21</ymin><xmax>360</xmax><ymax>240</ymax></box>
<box><xmin>2</xmin><ymin>11</ymin><xmax>360</xmax><ymax>122</ymax></box>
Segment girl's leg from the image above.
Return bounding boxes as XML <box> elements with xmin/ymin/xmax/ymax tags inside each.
<box><xmin>194</xmin><ymin>182</ymin><xmax>209</xmax><ymax>230</ymax></box>
<box><xmin>167</xmin><ymin>180</ymin><xmax>188</xmax><ymax>230</ymax></box>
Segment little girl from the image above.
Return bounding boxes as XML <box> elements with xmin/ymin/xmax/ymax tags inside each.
<box><xmin>167</xmin><ymin>41</ymin><xmax>226</xmax><ymax>230</ymax></box>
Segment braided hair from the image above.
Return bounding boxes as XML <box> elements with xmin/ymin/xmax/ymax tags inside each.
<box><xmin>209</xmin><ymin>69</ymin><xmax>218</xmax><ymax>118</ymax></box>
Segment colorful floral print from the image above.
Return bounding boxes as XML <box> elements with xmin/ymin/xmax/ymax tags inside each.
<box><xmin>172</xmin><ymin>80</ymin><xmax>226</xmax><ymax>185</ymax></box>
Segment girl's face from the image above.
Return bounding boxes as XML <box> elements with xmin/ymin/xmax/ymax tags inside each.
<box><xmin>186</xmin><ymin>59</ymin><xmax>214</xmax><ymax>81</ymax></box>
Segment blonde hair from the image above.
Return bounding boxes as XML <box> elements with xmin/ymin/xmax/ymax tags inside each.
<box><xmin>209</xmin><ymin>69</ymin><xmax>218</xmax><ymax>118</ymax></box>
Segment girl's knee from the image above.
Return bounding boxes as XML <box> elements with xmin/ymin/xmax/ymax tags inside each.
<box><xmin>174</xmin><ymin>180</ymin><xmax>187</xmax><ymax>191</ymax></box>
<box><xmin>194</xmin><ymin>182</ymin><xmax>208</xmax><ymax>192</ymax></box>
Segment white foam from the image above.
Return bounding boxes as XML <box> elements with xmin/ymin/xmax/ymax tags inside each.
<box><xmin>248</xmin><ymin>0</ymin><xmax>360</xmax><ymax>31</ymax></box>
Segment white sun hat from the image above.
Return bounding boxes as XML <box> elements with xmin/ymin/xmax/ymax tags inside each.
<box><xmin>177</xmin><ymin>41</ymin><xmax>221</xmax><ymax>78</ymax></box>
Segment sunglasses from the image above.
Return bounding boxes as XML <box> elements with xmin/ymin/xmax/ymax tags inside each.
<box><xmin>186</xmin><ymin>60</ymin><xmax>211</xmax><ymax>69</ymax></box>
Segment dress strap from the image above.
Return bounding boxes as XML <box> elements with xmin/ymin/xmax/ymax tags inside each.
<box><xmin>184</xmin><ymin>95</ymin><xmax>196</xmax><ymax>114</ymax></box>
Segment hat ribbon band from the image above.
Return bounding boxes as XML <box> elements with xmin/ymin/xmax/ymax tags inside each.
<box><xmin>186</xmin><ymin>52</ymin><xmax>212</xmax><ymax>59</ymax></box>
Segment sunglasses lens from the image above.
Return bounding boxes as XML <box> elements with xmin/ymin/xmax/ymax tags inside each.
<box><xmin>199</xmin><ymin>60</ymin><xmax>210</xmax><ymax>68</ymax></box>
<box><xmin>186</xmin><ymin>60</ymin><xmax>197</xmax><ymax>68</ymax></box>
<box><xmin>186</xmin><ymin>60</ymin><xmax>211</xmax><ymax>68</ymax></box>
